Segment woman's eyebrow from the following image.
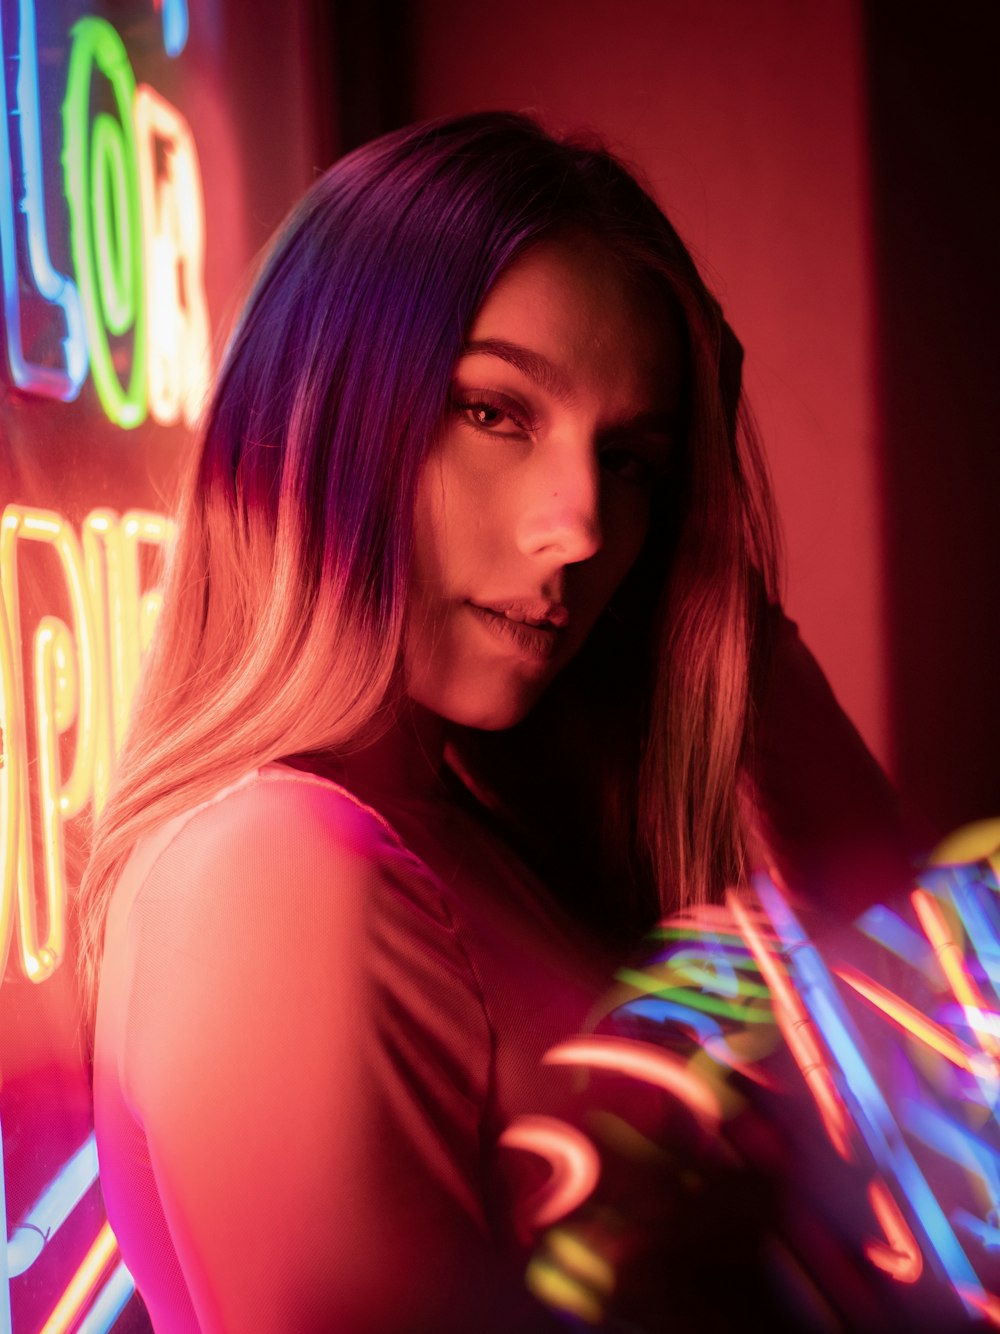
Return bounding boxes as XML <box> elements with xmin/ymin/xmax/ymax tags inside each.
<box><xmin>609</xmin><ymin>409</ymin><xmax>678</xmax><ymax>437</ymax></box>
<box><xmin>461</xmin><ymin>338</ymin><xmax>576</xmax><ymax>404</ymax></box>
<box><xmin>461</xmin><ymin>338</ymin><xmax>679</xmax><ymax>435</ymax></box>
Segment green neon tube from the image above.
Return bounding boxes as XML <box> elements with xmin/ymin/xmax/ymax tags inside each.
<box><xmin>62</xmin><ymin>17</ymin><xmax>146</xmax><ymax>429</ymax></box>
<box><xmin>91</xmin><ymin>112</ymin><xmax>133</xmax><ymax>337</ymax></box>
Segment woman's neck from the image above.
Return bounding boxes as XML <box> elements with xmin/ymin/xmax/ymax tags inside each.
<box><xmin>289</xmin><ymin>699</ymin><xmax>449</xmax><ymax>805</ymax></box>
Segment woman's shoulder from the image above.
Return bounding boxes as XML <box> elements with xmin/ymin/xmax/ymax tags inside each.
<box><xmin>99</xmin><ymin>764</ymin><xmax>489</xmax><ymax>1102</ymax></box>
<box><xmin>145</xmin><ymin>761</ymin><xmax>422</xmax><ymax>872</ymax></box>
<box><xmin>110</xmin><ymin>763</ymin><xmax>455</xmax><ymax>965</ymax></box>
<box><xmin>174</xmin><ymin>761</ymin><xmax>415</xmax><ymax>854</ymax></box>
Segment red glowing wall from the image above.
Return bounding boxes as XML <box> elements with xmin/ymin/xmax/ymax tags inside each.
<box><xmin>408</xmin><ymin>0</ymin><xmax>999</xmax><ymax>842</ymax></box>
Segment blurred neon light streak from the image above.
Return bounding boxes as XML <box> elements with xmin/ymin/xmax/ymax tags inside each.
<box><xmin>615</xmin><ymin>968</ymin><xmax>773</xmax><ymax>1023</ymax></box>
<box><xmin>647</xmin><ymin>959</ymin><xmax>770</xmax><ymax>1000</ymax></box>
<box><xmin>659</xmin><ymin>946</ymin><xmax>742</xmax><ymax>997</ymax></box>
<box><xmin>155</xmin><ymin>0</ymin><xmax>189</xmax><ymax>57</ymax></box>
<box><xmin>835</xmin><ymin>965</ymin><xmax>994</xmax><ymax>1076</ymax></box>
<box><xmin>7</xmin><ymin>1135</ymin><xmax>98</xmax><ymax>1277</ymax></box>
<box><xmin>546</xmin><ymin>1228</ymin><xmax>614</xmax><ymax>1295</ymax></box>
<box><xmin>963</xmin><ymin>1287</ymin><xmax>1000</xmax><ymax>1328</ymax></box>
<box><xmin>620</xmin><ymin>997</ymin><xmax>774</xmax><ymax>1086</ymax></box>
<box><xmin>727</xmin><ymin>891</ymin><xmax>854</xmax><ymax>1160</ymax></box>
<box><xmin>37</xmin><ymin>1222</ymin><xmax>118</xmax><ymax>1334</ymax></box>
<box><xmin>652</xmin><ymin>924</ymin><xmax>744</xmax><ymax>942</ymax></box>
<box><xmin>865</xmin><ymin>1179</ymin><xmax>923</xmax><ymax>1282</ymax></box>
<box><xmin>943</xmin><ymin>870</ymin><xmax>1000</xmax><ymax>1002</ymax></box>
<box><xmin>499</xmin><ymin>1116</ymin><xmax>600</xmax><ymax>1227</ymax></box>
<box><xmin>953</xmin><ymin>1210</ymin><xmax>1000</xmax><ymax>1253</ymax></box>
<box><xmin>622</xmin><ymin>996</ymin><xmax>729</xmax><ymax>1044</ymax></box>
<box><xmin>901</xmin><ymin>1100</ymin><xmax>1000</xmax><ymax>1224</ymax></box>
<box><xmin>941</xmin><ymin>1004</ymin><xmax>1000</xmax><ymax>1050</ymax></box>
<box><xmin>526</xmin><ymin>1255</ymin><xmax>603</xmax><ymax>1325</ymax></box>
<box><xmin>73</xmin><ymin>1262</ymin><xmax>135</xmax><ymax>1334</ymax></box>
<box><xmin>651</xmin><ymin>923</ymin><xmax>756</xmax><ymax>947</ymax></box>
<box><xmin>0</xmin><ymin>0</ymin><xmax>87</xmax><ymax>400</ymax></box>
<box><xmin>912</xmin><ymin>889</ymin><xmax>1000</xmax><ymax>1060</ymax></box>
<box><xmin>543</xmin><ymin>1035</ymin><xmax>721</xmax><ymax>1127</ymax></box>
<box><xmin>857</xmin><ymin>904</ymin><xmax>935</xmax><ymax>972</ymax></box>
<box><xmin>756</xmin><ymin>877</ymin><xmax>986</xmax><ymax>1309</ymax></box>
<box><xmin>525</xmin><ymin>1226</ymin><xmax>614</xmax><ymax>1328</ymax></box>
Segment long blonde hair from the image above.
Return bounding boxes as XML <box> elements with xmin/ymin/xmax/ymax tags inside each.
<box><xmin>77</xmin><ymin>111</ymin><xmax>779</xmax><ymax>1019</ymax></box>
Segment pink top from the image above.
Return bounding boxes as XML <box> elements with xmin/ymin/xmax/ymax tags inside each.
<box><xmin>93</xmin><ymin>764</ymin><xmax>606</xmax><ymax>1332</ymax></box>
<box><xmin>93</xmin><ymin>620</ymin><xmax>909</xmax><ymax>1331</ymax></box>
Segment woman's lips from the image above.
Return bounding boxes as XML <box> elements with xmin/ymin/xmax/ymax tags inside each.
<box><xmin>467</xmin><ymin>598</ymin><xmax>570</xmax><ymax>628</ymax></box>
<box><xmin>465</xmin><ymin>601</ymin><xmax>564</xmax><ymax>660</ymax></box>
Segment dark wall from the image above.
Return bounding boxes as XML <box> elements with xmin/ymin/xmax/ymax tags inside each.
<box><xmin>865</xmin><ymin>1</ymin><xmax>1000</xmax><ymax>840</ymax></box>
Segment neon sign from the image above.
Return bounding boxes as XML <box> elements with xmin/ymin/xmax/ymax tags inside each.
<box><xmin>0</xmin><ymin>503</ymin><xmax>173</xmax><ymax>983</ymax></box>
<box><xmin>0</xmin><ymin>1131</ymin><xmax>133</xmax><ymax>1334</ymax></box>
<box><xmin>0</xmin><ymin>0</ymin><xmax>207</xmax><ymax>426</ymax></box>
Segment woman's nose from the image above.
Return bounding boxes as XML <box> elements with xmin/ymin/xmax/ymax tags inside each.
<box><xmin>515</xmin><ymin>448</ymin><xmax>602</xmax><ymax>564</ymax></box>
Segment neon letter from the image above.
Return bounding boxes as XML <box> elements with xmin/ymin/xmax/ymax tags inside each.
<box><xmin>134</xmin><ymin>85</ymin><xmax>211</xmax><ymax>427</ymax></box>
<box><xmin>0</xmin><ymin>0</ymin><xmax>87</xmax><ymax>400</ymax></box>
<box><xmin>0</xmin><ymin>584</ymin><xmax>22</xmax><ymax>982</ymax></box>
<box><xmin>0</xmin><ymin>507</ymin><xmax>97</xmax><ymax>981</ymax></box>
<box><xmin>63</xmin><ymin>18</ymin><xmax>146</xmax><ymax>429</ymax></box>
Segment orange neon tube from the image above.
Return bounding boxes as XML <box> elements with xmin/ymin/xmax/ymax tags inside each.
<box><xmin>543</xmin><ymin>1035</ymin><xmax>721</xmax><ymax>1127</ymax></box>
<box><xmin>499</xmin><ymin>1115</ymin><xmax>601</xmax><ymax>1227</ymax></box>
<box><xmin>836</xmin><ymin>964</ymin><xmax>997</xmax><ymax>1078</ymax></box>
<box><xmin>727</xmin><ymin>892</ymin><xmax>854</xmax><ymax>1161</ymax></box>
<box><xmin>864</xmin><ymin>1178</ymin><xmax>923</xmax><ymax>1283</ymax></box>
<box><xmin>911</xmin><ymin>888</ymin><xmax>1000</xmax><ymax>1060</ymax></box>
<box><xmin>963</xmin><ymin>1287</ymin><xmax>1000</xmax><ymax>1329</ymax></box>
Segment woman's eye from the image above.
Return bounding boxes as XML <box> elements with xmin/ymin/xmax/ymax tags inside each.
<box><xmin>451</xmin><ymin>391</ymin><xmax>532</xmax><ymax>437</ymax></box>
<box><xmin>599</xmin><ymin>444</ymin><xmax>659</xmax><ymax>486</ymax></box>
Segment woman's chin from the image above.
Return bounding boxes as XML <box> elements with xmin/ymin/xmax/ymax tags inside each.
<box><xmin>415</xmin><ymin>682</ymin><xmax>543</xmax><ymax>733</ymax></box>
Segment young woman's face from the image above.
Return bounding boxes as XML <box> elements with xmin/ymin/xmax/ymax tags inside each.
<box><xmin>407</xmin><ymin>230</ymin><xmax>684</xmax><ymax>730</ymax></box>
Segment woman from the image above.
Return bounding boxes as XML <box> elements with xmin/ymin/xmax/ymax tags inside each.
<box><xmin>80</xmin><ymin>111</ymin><xmax>906</xmax><ymax>1331</ymax></box>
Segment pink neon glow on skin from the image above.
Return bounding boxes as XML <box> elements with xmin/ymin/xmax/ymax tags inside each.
<box><xmin>406</xmin><ymin>230</ymin><xmax>682</xmax><ymax>731</ymax></box>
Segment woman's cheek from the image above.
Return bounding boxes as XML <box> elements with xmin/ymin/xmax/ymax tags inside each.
<box><xmin>600</xmin><ymin>487</ymin><xmax>651</xmax><ymax>581</ymax></box>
